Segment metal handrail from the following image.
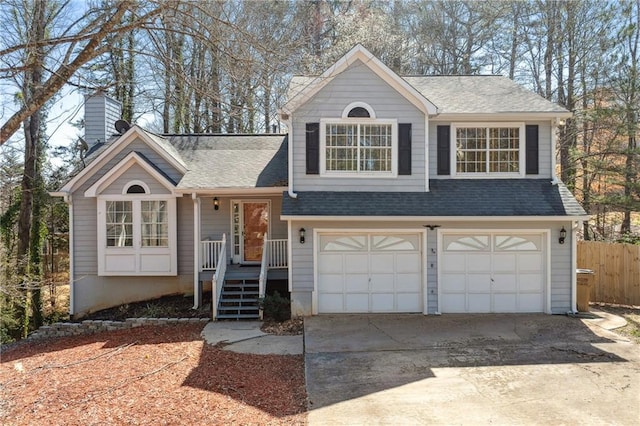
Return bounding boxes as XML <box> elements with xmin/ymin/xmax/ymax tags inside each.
<box><xmin>211</xmin><ymin>233</ymin><xmax>227</xmax><ymax>320</ymax></box>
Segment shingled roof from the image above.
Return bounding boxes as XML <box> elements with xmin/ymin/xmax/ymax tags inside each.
<box><xmin>282</xmin><ymin>179</ymin><xmax>587</xmax><ymax>217</ymax></box>
<box><xmin>288</xmin><ymin>74</ymin><xmax>569</xmax><ymax>116</ymax></box>
<box><xmin>169</xmin><ymin>134</ymin><xmax>288</xmax><ymax>189</ymax></box>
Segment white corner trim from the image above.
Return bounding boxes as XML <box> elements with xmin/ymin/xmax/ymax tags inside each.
<box><xmin>84</xmin><ymin>151</ymin><xmax>176</xmax><ymax>197</ymax></box>
<box><xmin>60</xmin><ymin>126</ymin><xmax>186</xmax><ymax>193</ymax></box>
<box><xmin>122</xmin><ymin>180</ymin><xmax>151</xmax><ymax>195</ymax></box>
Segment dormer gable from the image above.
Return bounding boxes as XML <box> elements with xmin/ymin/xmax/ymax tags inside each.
<box><xmin>58</xmin><ymin>125</ymin><xmax>186</xmax><ymax>195</ymax></box>
<box><xmin>280</xmin><ymin>44</ymin><xmax>438</xmax><ymax>117</ymax></box>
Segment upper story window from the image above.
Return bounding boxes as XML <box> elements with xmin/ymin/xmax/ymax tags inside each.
<box><xmin>452</xmin><ymin>123</ymin><xmax>525</xmax><ymax>177</ymax></box>
<box><xmin>320</xmin><ymin>103</ymin><xmax>398</xmax><ymax>177</ymax></box>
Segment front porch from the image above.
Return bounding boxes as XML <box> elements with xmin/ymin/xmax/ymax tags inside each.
<box><xmin>195</xmin><ymin>236</ymin><xmax>288</xmax><ymax>320</ymax></box>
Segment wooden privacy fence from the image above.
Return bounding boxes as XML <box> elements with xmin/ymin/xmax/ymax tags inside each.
<box><xmin>577</xmin><ymin>241</ymin><xmax>640</xmax><ymax>306</ymax></box>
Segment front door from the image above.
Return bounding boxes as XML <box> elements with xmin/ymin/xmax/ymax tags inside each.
<box><xmin>232</xmin><ymin>201</ymin><xmax>269</xmax><ymax>264</ymax></box>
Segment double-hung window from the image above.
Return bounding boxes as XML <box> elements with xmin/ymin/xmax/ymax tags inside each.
<box><xmin>321</xmin><ymin>119</ymin><xmax>397</xmax><ymax>176</ymax></box>
<box><xmin>98</xmin><ymin>181</ymin><xmax>177</xmax><ymax>276</ymax></box>
<box><xmin>452</xmin><ymin>123</ymin><xmax>525</xmax><ymax>177</ymax></box>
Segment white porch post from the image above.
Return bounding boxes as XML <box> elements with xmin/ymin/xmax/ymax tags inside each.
<box><xmin>192</xmin><ymin>194</ymin><xmax>201</xmax><ymax>309</ymax></box>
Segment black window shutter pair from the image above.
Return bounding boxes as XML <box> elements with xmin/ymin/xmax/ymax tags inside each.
<box><xmin>436</xmin><ymin>124</ymin><xmax>540</xmax><ymax>175</ymax></box>
<box><xmin>305</xmin><ymin>123</ymin><xmax>413</xmax><ymax>175</ymax></box>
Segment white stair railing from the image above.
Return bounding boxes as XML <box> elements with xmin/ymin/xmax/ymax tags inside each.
<box><xmin>258</xmin><ymin>234</ymin><xmax>269</xmax><ymax>320</ymax></box>
<box><xmin>268</xmin><ymin>239</ymin><xmax>288</xmax><ymax>269</ymax></box>
<box><xmin>211</xmin><ymin>234</ymin><xmax>227</xmax><ymax>320</ymax></box>
<box><xmin>200</xmin><ymin>240</ymin><xmax>224</xmax><ymax>271</ymax></box>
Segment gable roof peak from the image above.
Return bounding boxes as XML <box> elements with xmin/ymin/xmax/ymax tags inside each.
<box><xmin>280</xmin><ymin>44</ymin><xmax>438</xmax><ymax>117</ymax></box>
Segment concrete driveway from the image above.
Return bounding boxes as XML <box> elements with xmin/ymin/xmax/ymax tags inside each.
<box><xmin>304</xmin><ymin>313</ymin><xmax>640</xmax><ymax>425</ymax></box>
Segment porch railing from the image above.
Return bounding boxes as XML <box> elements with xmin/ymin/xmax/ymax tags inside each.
<box><xmin>268</xmin><ymin>239</ymin><xmax>288</xmax><ymax>269</ymax></box>
<box><xmin>200</xmin><ymin>239</ymin><xmax>224</xmax><ymax>271</ymax></box>
<box><xmin>211</xmin><ymin>234</ymin><xmax>227</xmax><ymax>320</ymax></box>
<box><xmin>258</xmin><ymin>234</ymin><xmax>269</xmax><ymax>320</ymax></box>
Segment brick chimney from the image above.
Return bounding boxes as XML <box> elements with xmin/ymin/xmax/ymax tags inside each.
<box><xmin>84</xmin><ymin>92</ymin><xmax>122</xmax><ymax>150</ymax></box>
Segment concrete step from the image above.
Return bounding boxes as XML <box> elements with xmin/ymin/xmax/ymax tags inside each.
<box><xmin>216</xmin><ymin>313</ymin><xmax>260</xmax><ymax>320</ymax></box>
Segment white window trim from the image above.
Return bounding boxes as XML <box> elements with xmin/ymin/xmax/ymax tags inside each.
<box><xmin>320</xmin><ymin>118</ymin><xmax>398</xmax><ymax>178</ymax></box>
<box><xmin>341</xmin><ymin>101</ymin><xmax>376</xmax><ymax>119</ymax></box>
<box><xmin>450</xmin><ymin>122</ymin><xmax>525</xmax><ymax>178</ymax></box>
<box><xmin>122</xmin><ymin>180</ymin><xmax>151</xmax><ymax>195</ymax></box>
<box><xmin>97</xmin><ymin>192</ymin><xmax>177</xmax><ymax>276</ymax></box>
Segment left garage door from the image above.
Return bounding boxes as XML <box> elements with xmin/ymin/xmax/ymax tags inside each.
<box><xmin>317</xmin><ymin>233</ymin><xmax>423</xmax><ymax>313</ymax></box>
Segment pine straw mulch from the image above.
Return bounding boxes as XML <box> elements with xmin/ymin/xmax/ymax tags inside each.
<box><xmin>0</xmin><ymin>323</ymin><xmax>307</xmax><ymax>425</ymax></box>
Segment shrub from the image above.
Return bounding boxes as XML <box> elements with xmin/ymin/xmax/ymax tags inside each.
<box><xmin>259</xmin><ymin>291</ymin><xmax>290</xmax><ymax>322</ymax></box>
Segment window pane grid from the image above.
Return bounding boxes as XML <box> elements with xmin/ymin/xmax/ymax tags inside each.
<box><xmin>141</xmin><ymin>201</ymin><xmax>168</xmax><ymax>247</ymax></box>
<box><xmin>106</xmin><ymin>201</ymin><xmax>133</xmax><ymax>247</ymax></box>
<box><xmin>326</xmin><ymin>123</ymin><xmax>392</xmax><ymax>172</ymax></box>
<box><xmin>456</xmin><ymin>127</ymin><xmax>520</xmax><ymax>173</ymax></box>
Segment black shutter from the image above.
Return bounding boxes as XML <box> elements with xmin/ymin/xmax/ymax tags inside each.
<box><xmin>525</xmin><ymin>124</ymin><xmax>539</xmax><ymax>175</ymax></box>
<box><xmin>398</xmin><ymin>123</ymin><xmax>412</xmax><ymax>175</ymax></box>
<box><xmin>306</xmin><ymin>122</ymin><xmax>320</xmax><ymax>175</ymax></box>
<box><xmin>437</xmin><ymin>125</ymin><xmax>451</xmax><ymax>175</ymax></box>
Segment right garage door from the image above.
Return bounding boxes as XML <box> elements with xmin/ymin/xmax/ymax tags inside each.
<box><xmin>440</xmin><ymin>232</ymin><xmax>546</xmax><ymax>313</ymax></box>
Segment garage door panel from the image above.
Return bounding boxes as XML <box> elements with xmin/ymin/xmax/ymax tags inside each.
<box><xmin>317</xmin><ymin>232</ymin><xmax>423</xmax><ymax>314</ymax></box>
<box><xmin>318</xmin><ymin>294</ymin><xmax>344</xmax><ymax>313</ymax></box>
<box><xmin>318</xmin><ymin>274</ymin><xmax>343</xmax><ymax>292</ymax></box>
<box><xmin>345</xmin><ymin>276</ymin><xmax>369</xmax><ymax>292</ymax></box>
<box><xmin>397</xmin><ymin>293</ymin><xmax>422</xmax><ymax>312</ymax></box>
<box><xmin>493</xmin><ymin>254</ymin><xmax>517</xmax><ymax>272</ymax></box>
<box><xmin>371</xmin><ymin>274</ymin><xmax>394</xmax><ymax>292</ymax></box>
<box><xmin>396</xmin><ymin>253</ymin><xmax>422</xmax><ymax>273</ymax></box>
<box><xmin>493</xmin><ymin>294</ymin><xmax>517</xmax><ymax>312</ymax></box>
<box><xmin>370</xmin><ymin>254</ymin><xmax>394</xmax><ymax>273</ymax></box>
<box><xmin>519</xmin><ymin>253</ymin><xmax>543</xmax><ymax>271</ymax></box>
<box><xmin>318</xmin><ymin>254</ymin><xmax>343</xmax><ymax>274</ymax></box>
<box><xmin>396</xmin><ymin>274</ymin><xmax>421</xmax><ymax>292</ymax></box>
<box><xmin>441</xmin><ymin>294</ymin><xmax>466</xmax><ymax>312</ymax></box>
<box><xmin>344</xmin><ymin>254</ymin><xmax>369</xmax><ymax>273</ymax></box>
<box><xmin>441</xmin><ymin>232</ymin><xmax>546</xmax><ymax>313</ymax></box>
<box><xmin>518</xmin><ymin>293</ymin><xmax>543</xmax><ymax>312</ymax></box>
<box><xmin>468</xmin><ymin>294</ymin><xmax>491</xmax><ymax>312</ymax></box>
<box><xmin>371</xmin><ymin>294</ymin><xmax>394</xmax><ymax>311</ymax></box>
<box><xmin>442</xmin><ymin>254</ymin><xmax>466</xmax><ymax>273</ymax></box>
<box><xmin>467</xmin><ymin>255</ymin><xmax>492</xmax><ymax>272</ymax></box>
<box><xmin>520</xmin><ymin>273</ymin><xmax>543</xmax><ymax>292</ymax></box>
<box><xmin>492</xmin><ymin>274</ymin><xmax>517</xmax><ymax>292</ymax></box>
<box><xmin>441</xmin><ymin>274</ymin><xmax>466</xmax><ymax>292</ymax></box>
<box><xmin>345</xmin><ymin>294</ymin><xmax>369</xmax><ymax>312</ymax></box>
<box><xmin>468</xmin><ymin>274</ymin><xmax>491</xmax><ymax>292</ymax></box>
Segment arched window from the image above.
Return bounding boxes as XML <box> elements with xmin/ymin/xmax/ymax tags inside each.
<box><xmin>347</xmin><ymin>107</ymin><xmax>370</xmax><ymax>118</ymax></box>
<box><xmin>341</xmin><ymin>102</ymin><xmax>376</xmax><ymax>119</ymax></box>
<box><xmin>126</xmin><ymin>184</ymin><xmax>146</xmax><ymax>194</ymax></box>
<box><xmin>122</xmin><ymin>180</ymin><xmax>150</xmax><ymax>195</ymax></box>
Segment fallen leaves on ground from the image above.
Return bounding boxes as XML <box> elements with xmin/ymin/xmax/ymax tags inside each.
<box><xmin>0</xmin><ymin>323</ymin><xmax>306</xmax><ymax>425</ymax></box>
<box><xmin>261</xmin><ymin>318</ymin><xmax>304</xmax><ymax>336</ymax></box>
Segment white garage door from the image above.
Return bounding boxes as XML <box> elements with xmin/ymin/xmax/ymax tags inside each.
<box><xmin>317</xmin><ymin>233</ymin><xmax>423</xmax><ymax>313</ymax></box>
<box><xmin>440</xmin><ymin>233</ymin><xmax>546</xmax><ymax>313</ymax></box>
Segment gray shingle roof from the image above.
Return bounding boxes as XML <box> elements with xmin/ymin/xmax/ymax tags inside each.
<box><xmin>281</xmin><ymin>179</ymin><xmax>587</xmax><ymax>217</ymax></box>
<box><xmin>169</xmin><ymin>134</ymin><xmax>288</xmax><ymax>189</ymax></box>
<box><xmin>288</xmin><ymin>75</ymin><xmax>568</xmax><ymax>115</ymax></box>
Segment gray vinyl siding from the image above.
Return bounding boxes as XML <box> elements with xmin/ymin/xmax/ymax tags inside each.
<box><xmin>101</xmin><ymin>163</ymin><xmax>172</xmax><ymax>195</ymax></box>
<box><xmin>177</xmin><ymin>196</ymin><xmax>194</xmax><ymax>275</ymax></box>
<box><xmin>292</xmin><ymin>60</ymin><xmax>426</xmax><ymax>192</ymax></box>
<box><xmin>71</xmin><ymin>136</ymin><xmax>184</xmax><ymax>277</ymax></box>
<box><xmin>288</xmin><ymin>220</ymin><xmax>573</xmax><ymax>315</ymax></box>
<box><xmin>200</xmin><ymin>195</ymin><xmax>287</xmax><ymax>262</ymax></box>
<box><xmin>428</xmin><ymin>120</ymin><xmax>553</xmax><ymax>180</ymax></box>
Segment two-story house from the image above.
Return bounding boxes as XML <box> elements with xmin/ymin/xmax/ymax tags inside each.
<box><xmin>54</xmin><ymin>45</ymin><xmax>588</xmax><ymax>319</ymax></box>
